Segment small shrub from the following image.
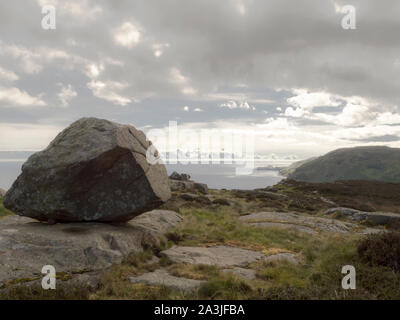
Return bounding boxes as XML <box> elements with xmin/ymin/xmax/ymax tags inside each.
<box><xmin>357</xmin><ymin>231</ymin><xmax>400</xmax><ymax>273</ymax></box>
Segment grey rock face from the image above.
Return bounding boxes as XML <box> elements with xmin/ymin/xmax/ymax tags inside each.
<box><xmin>169</xmin><ymin>171</ymin><xmax>191</xmax><ymax>181</ymax></box>
<box><xmin>129</xmin><ymin>269</ymin><xmax>204</xmax><ymax>291</ymax></box>
<box><xmin>161</xmin><ymin>245</ymin><xmax>266</xmax><ymax>268</ymax></box>
<box><xmin>4</xmin><ymin>117</ymin><xmax>171</xmax><ymax>222</ymax></box>
<box><xmin>222</xmin><ymin>267</ymin><xmax>256</xmax><ymax>280</ymax></box>
<box><xmin>170</xmin><ymin>179</ymin><xmax>208</xmax><ymax>194</ymax></box>
<box><xmin>0</xmin><ymin>210</ymin><xmax>182</xmax><ymax>289</ymax></box>
<box><xmin>324</xmin><ymin>207</ymin><xmax>400</xmax><ymax>225</ymax></box>
<box><xmin>239</xmin><ymin>211</ymin><xmax>382</xmax><ymax>235</ymax></box>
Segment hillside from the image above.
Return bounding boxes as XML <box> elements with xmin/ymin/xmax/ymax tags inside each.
<box><xmin>287</xmin><ymin>146</ymin><xmax>400</xmax><ymax>183</ymax></box>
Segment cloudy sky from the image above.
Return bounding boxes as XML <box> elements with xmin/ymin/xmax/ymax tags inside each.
<box><xmin>0</xmin><ymin>0</ymin><xmax>400</xmax><ymax>158</ymax></box>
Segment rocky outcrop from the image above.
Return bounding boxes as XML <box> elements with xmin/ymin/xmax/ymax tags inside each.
<box><xmin>0</xmin><ymin>210</ymin><xmax>182</xmax><ymax>289</ymax></box>
<box><xmin>239</xmin><ymin>211</ymin><xmax>381</xmax><ymax>235</ymax></box>
<box><xmin>324</xmin><ymin>207</ymin><xmax>400</xmax><ymax>225</ymax></box>
<box><xmin>170</xmin><ymin>179</ymin><xmax>208</xmax><ymax>194</ymax></box>
<box><xmin>160</xmin><ymin>245</ymin><xmax>290</xmax><ymax>268</ymax></box>
<box><xmin>129</xmin><ymin>269</ymin><xmax>204</xmax><ymax>291</ymax></box>
<box><xmin>169</xmin><ymin>171</ymin><xmax>191</xmax><ymax>181</ymax></box>
<box><xmin>4</xmin><ymin>117</ymin><xmax>171</xmax><ymax>222</ymax></box>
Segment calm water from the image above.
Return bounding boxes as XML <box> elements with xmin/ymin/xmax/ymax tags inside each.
<box><xmin>0</xmin><ymin>160</ymin><xmax>286</xmax><ymax>191</ymax></box>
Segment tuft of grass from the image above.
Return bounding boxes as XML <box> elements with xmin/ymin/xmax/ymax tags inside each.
<box><xmin>198</xmin><ymin>274</ymin><xmax>254</xmax><ymax>299</ymax></box>
<box><xmin>0</xmin><ymin>198</ymin><xmax>13</xmax><ymax>218</ymax></box>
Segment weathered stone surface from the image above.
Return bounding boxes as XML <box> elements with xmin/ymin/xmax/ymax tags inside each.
<box><xmin>129</xmin><ymin>269</ymin><xmax>204</xmax><ymax>291</ymax></box>
<box><xmin>0</xmin><ymin>210</ymin><xmax>182</xmax><ymax>289</ymax></box>
<box><xmin>324</xmin><ymin>207</ymin><xmax>400</xmax><ymax>225</ymax></box>
<box><xmin>161</xmin><ymin>245</ymin><xmax>266</xmax><ymax>267</ymax></box>
<box><xmin>170</xmin><ymin>179</ymin><xmax>208</xmax><ymax>194</ymax></box>
<box><xmin>222</xmin><ymin>267</ymin><xmax>256</xmax><ymax>280</ymax></box>
<box><xmin>169</xmin><ymin>172</ymin><xmax>191</xmax><ymax>181</ymax></box>
<box><xmin>239</xmin><ymin>211</ymin><xmax>381</xmax><ymax>235</ymax></box>
<box><xmin>4</xmin><ymin>117</ymin><xmax>171</xmax><ymax>222</ymax></box>
<box><xmin>264</xmin><ymin>253</ymin><xmax>298</xmax><ymax>264</ymax></box>
<box><xmin>0</xmin><ymin>188</ymin><xmax>6</xmax><ymax>198</ymax></box>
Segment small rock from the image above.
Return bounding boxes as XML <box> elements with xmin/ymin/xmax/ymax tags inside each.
<box><xmin>129</xmin><ymin>269</ymin><xmax>204</xmax><ymax>291</ymax></box>
<box><xmin>264</xmin><ymin>253</ymin><xmax>298</xmax><ymax>265</ymax></box>
<box><xmin>0</xmin><ymin>188</ymin><xmax>6</xmax><ymax>198</ymax></box>
<box><xmin>170</xmin><ymin>172</ymin><xmax>191</xmax><ymax>181</ymax></box>
<box><xmin>222</xmin><ymin>267</ymin><xmax>256</xmax><ymax>280</ymax></box>
<box><xmin>161</xmin><ymin>245</ymin><xmax>266</xmax><ymax>268</ymax></box>
<box><xmin>170</xmin><ymin>180</ymin><xmax>208</xmax><ymax>194</ymax></box>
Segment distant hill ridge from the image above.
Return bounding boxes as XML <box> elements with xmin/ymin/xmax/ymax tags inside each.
<box><xmin>286</xmin><ymin>146</ymin><xmax>400</xmax><ymax>183</ymax></box>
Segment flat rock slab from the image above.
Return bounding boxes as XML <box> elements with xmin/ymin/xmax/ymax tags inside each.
<box><xmin>239</xmin><ymin>212</ymin><xmax>380</xmax><ymax>234</ymax></box>
<box><xmin>222</xmin><ymin>267</ymin><xmax>256</xmax><ymax>280</ymax></box>
<box><xmin>129</xmin><ymin>269</ymin><xmax>204</xmax><ymax>291</ymax></box>
<box><xmin>161</xmin><ymin>245</ymin><xmax>266</xmax><ymax>268</ymax></box>
<box><xmin>264</xmin><ymin>253</ymin><xmax>298</xmax><ymax>264</ymax></box>
<box><xmin>0</xmin><ymin>210</ymin><xmax>182</xmax><ymax>288</ymax></box>
<box><xmin>324</xmin><ymin>207</ymin><xmax>400</xmax><ymax>225</ymax></box>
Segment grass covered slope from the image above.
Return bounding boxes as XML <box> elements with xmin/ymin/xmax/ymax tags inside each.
<box><xmin>0</xmin><ymin>197</ymin><xmax>13</xmax><ymax>218</ymax></box>
<box><xmin>288</xmin><ymin>146</ymin><xmax>400</xmax><ymax>183</ymax></box>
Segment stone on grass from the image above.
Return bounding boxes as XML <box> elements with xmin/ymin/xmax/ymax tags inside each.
<box><xmin>222</xmin><ymin>267</ymin><xmax>256</xmax><ymax>280</ymax></box>
<box><xmin>0</xmin><ymin>188</ymin><xmax>6</xmax><ymax>198</ymax></box>
<box><xmin>324</xmin><ymin>207</ymin><xmax>400</xmax><ymax>225</ymax></box>
<box><xmin>4</xmin><ymin>117</ymin><xmax>171</xmax><ymax>222</ymax></box>
<box><xmin>239</xmin><ymin>211</ymin><xmax>382</xmax><ymax>235</ymax></box>
<box><xmin>161</xmin><ymin>245</ymin><xmax>266</xmax><ymax>268</ymax></box>
<box><xmin>264</xmin><ymin>253</ymin><xmax>298</xmax><ymax>265</ymax></box>
<box><xmin>129</xmin><ymin>269</ymin><xmax>204</xmax><ymax>291</ymax></box>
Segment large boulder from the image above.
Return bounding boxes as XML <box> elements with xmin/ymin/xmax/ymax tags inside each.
<box><xmin>4</xmin><ymin>117</ymin><xmax>171</xmax><ymax>222</ymax></box>
<box><xmin>0</xmin><ymin>188</ymin><xmax>6</xmax><ymax>198</ymax></box>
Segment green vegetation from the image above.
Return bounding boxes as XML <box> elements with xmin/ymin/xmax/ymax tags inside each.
<box><xmin>0</xmin><ymin>198</ymin><xmax>13</xmax><ymax>218</ymax></box>
<box><xmin>288</xmin><ymin>146</ymin><xmax>400</xmax><ymax>183</ymax></box>
<box><xmin>3</xmin><ymin>182</ymin><xmax>400</xmax><ymax>300</ymax></box>
<box><xmin>91</xmin><ymin>204</ymin><xmax>400</xmax><ymax>300</ymax></box>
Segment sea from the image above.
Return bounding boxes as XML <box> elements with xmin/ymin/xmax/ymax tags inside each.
<box><xmin>0</xmin><ymin>159</ymin><xmax>291</xmax><ymax>191</ymax></box>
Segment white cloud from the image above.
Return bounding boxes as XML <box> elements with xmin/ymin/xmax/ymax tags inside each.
<box><xmin>287</xmin><ymin>89</ymin><xmax>342</xmax><ymax>110</ymax></box>
<box><xmin>0</xmin><ymin>122</ymin><xmax>62</xmax><ymax>151</ymax></box>
<box><xmin>0</xmin><ymin>66</ymin><xmax>18</xmax><ymax>82</ymax></box>
<box><xmin>220</xmin><ymin>100</ymin><xmax>255</xmax><ymax>110</ymax></box>
<box><xmin>57</xmin><ymin>84</ymin><xmax>77</xmax><ymax>107</ymax></box>
<box><xmin>114</xmin><ymin>22</ymin><xmax>142</xmax><ymax>48</ymax></box>
<box><xmin>87</xmin><ymin>80</ymin><xmax>132</xmax><ymax>106</ymax></box>
<box><xmin>0</xmin><ymin>87</ymin><xmax>46</xmax><ymax>107</ymax></box>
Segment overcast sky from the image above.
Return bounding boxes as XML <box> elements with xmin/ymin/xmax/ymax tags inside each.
<box><xmin>0</xmin><ymin>0</ymin><xmax>400</xmax><ymax>158</ymax></box>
